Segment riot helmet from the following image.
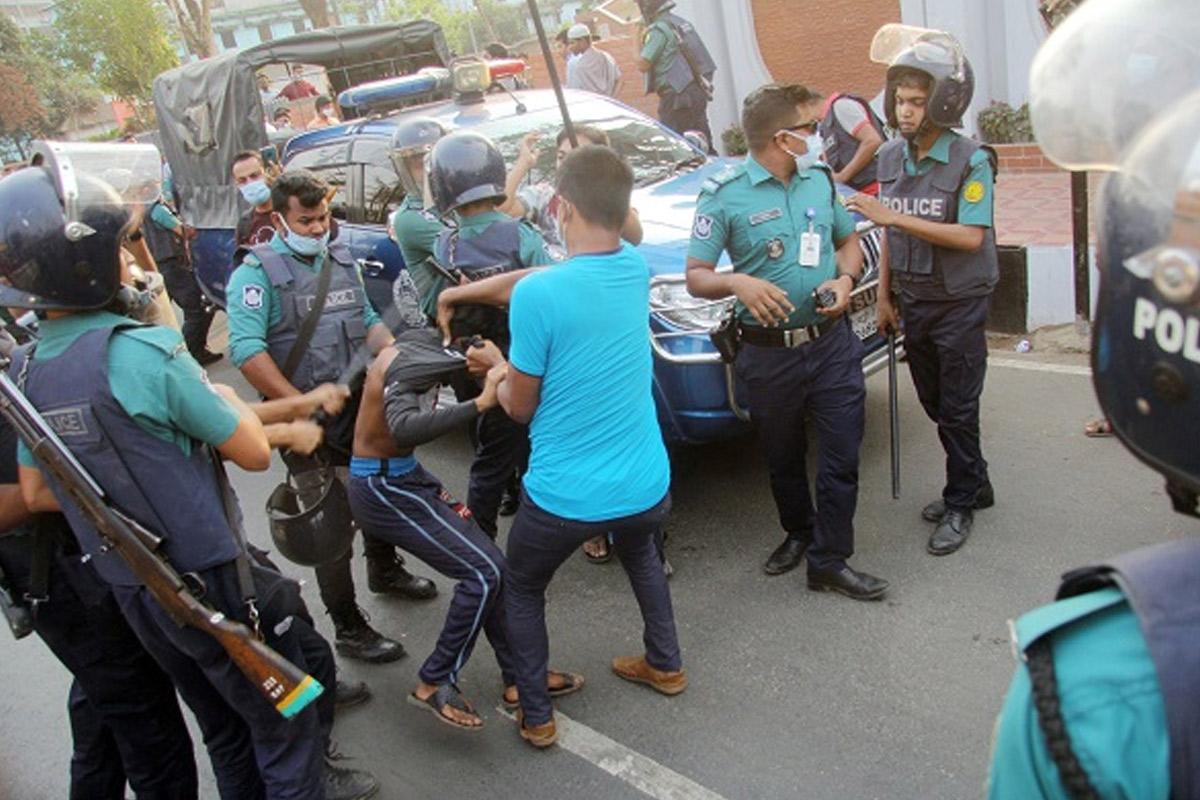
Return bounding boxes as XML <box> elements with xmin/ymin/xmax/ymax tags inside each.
<box><xmin>428</xmin><ymin>130</ymin><xmax>507</xmax><ymax>216</ymax></box>
<box><xmin>871</xmin><ymin>24</ymin><xmax>974</xmax><ymax>131</ymax></box>
<box><xmin>266</xmin><ymin>470</ymin><xmax>355</xmax><ymax>566</ymax></box>
<box><xmin>1029</xmin><ymin>0</ymin><xmax>1200</xmax><ymax>515</ymax></box>
<box><xmin>636</xmin><ymin>0</ymin><xmax>675</xmax><ymax>21</ymax></box>
<box><xmin>0</xmin><ymin>141</ymin><xmax>161</xmax><ymax>311</ymax></box>
<box><xmin>389</xmin><ymin>117</ymin><xmax>447</xmax><ymax>198</ymax></box>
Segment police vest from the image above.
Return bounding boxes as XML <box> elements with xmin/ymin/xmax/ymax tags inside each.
<box><xmin>142</xmin><ymin>201</ymin><xmax>188</xmax><ymax>265</ymax></box>
<box><xmin>434</xmin><ymin>219</ymin><xmax>524</xmax><ymax>343</ymax></box>
<box><xmin>253</xmin><ymin>242</ymin><xmax>367</xmax><ymax>393</ymax></box>
<box><xmin>647</xmin><ymin>13</ymin><xmax>716</xmax><ymax>97</ymax></box>
<box><xmin>877</xmin><ymin>136</ymin><xmax>999</xmax><ymax>298</ymax></box>
<box><xmin>1049</xmin><ymin>539</ymin><xmax>1200</xmax><ymax>798</ymax></box>
<box><xmin>10</xmin><ymin>326</ymin><xmax>240</xmax><ymax>586</ymax></box>
<box><xmin>818</xmin><ymin>93</ymin><xmax>885</xmax><ymax>190</ymax></box>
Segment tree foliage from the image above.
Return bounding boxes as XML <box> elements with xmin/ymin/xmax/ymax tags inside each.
<box><xmin>53</xmin><ymin>0</ymin><xmax>179</xmax><ymax>112</ymax></box>
<box><xmin>162</xmin><ymin>0</ymin><xmax>216</xmax><ymax>59</ymax></box>
<box><xmin>385</xmin><ymin>0</ymin><xmax>542</xmax><ymax>56</ymax></box>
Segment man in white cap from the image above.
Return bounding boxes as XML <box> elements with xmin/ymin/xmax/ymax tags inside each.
<box><xmin>565</xmin><ymin>23</ymin><xmax>621</xmax><ymax>97</ymax></box>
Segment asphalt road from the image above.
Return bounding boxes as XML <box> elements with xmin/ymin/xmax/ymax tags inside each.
<box><xmin>0</xmin><ymin>347</ymin><xmax>1188</xmax><ymax>800</ymax></box>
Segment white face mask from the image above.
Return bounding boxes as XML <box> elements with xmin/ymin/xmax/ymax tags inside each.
<box><xmin>277</xmin><ymin>216</ymin><xmax>329</xmax><ymax>257</ymax></box>
<box><xmin>779</xmin><ymin>130</ymin><xmax>825</xmax><ymax>172</ymax></box>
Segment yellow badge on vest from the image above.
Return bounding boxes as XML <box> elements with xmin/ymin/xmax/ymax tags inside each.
<box><xmin>963</xmin><ymin>181</ymin><xmax>985</xmax><ymax>204</ymax></box>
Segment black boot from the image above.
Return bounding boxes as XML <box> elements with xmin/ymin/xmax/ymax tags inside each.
<box><xmin>334</xmin><ymin>679</ymin><xmax>371</xmax><ymax>709</ymax></box>
<box><xmin>366</xmin><ymin>555</ymin><xmax>438</xmax><ymax>600</ymax></box>
<box><xmin>325</xmin><ymin>745</ymin><xmax>380</xmax><ymax>800</ymax></box>
<box><xmin>330</xmin><ymin>606</ymin><xmax>405</xmax><ymax>664</ymax></box>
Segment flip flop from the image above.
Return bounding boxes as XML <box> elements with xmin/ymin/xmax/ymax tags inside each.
<box><xmin>406</xmin><ymin>684</ymin><xmax>483</xmax><ymax>731</ymax></box>
<box><xmin>502</xmin><ymin>670</ymin><xmax>586</xmax><ymax>709</ymax></box>
<box><xmin>583</xmin><ymin>536</ymin><xmax>612</xmax><ymax>564</ymax></box>
<box><xmin>1084</xmin><ymin>418</ymin><xmax>1114</xmax><ymax>438</ymax></box>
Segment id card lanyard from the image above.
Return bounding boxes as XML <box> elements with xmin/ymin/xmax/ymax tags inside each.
<box><xmin>799</xmin><ymin>207</ymin><xmax>820</xmax><ymax>267</ymax></box>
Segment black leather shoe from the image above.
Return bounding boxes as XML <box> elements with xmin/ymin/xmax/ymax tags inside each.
<box><xmin>334</xmin><ymin>679</ymin><xmax>371</xmax><ymax>709</ymax></box>
<box><xmin>921</xmin><ymin>481</ymin><xmax>995</xmax><ymax>522</ymax></box>
<box><xmin>763</xmin><ymin>537</ymin><xmax>808</xmax><ymax>576</ymax></box>
<box><xmin>928</xmin><ymin>509</ymin><xmax>973</xmax><ymax>556</ymax></box>
<box><xmin>331</xmin><ymin>607</ymin><xmax>406</xmax><ymax>664</ymax></box>
<box><xmin>499</xmin><ymin>486</ymin><xmax>520</xmax><ymax>517</ymax></box>
<box><xmin>367</xmin><ymin>556</ymin><xmax>438</xmax><ymax>600</ymax></box>
<box><xmin>191</xmin><ymin>349</ymin><xmax>223</xmax><ymax>367</ymax></box>
<box><xmin>325</xmin><ymin>751</ymin><xmax>379</xmax><ymax>800</ymax></box>
<box><xmin>806</xmin><ymin>565</ymin><xmax>889</xmax><ymax>600</ymax></box>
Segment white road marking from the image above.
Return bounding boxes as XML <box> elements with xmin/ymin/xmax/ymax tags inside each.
<box><xmin>497</xmin><ymin>707</ymin><xmax>729</xmax><ymax>800</ymax></box>
<box><xmin>988</xmin><ymin>357</ymin><xmax>1091</xmax><ymax>377</ymax></box>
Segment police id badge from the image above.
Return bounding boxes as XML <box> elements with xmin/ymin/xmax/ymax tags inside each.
<box><xmin>799</xmin><ymin>232</ymin><xmax>821</xmax><ymax>267</ymax></box>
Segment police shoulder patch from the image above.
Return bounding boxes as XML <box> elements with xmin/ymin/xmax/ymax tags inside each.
<box><xmin>692</xmin><ymin>213</ymin><xmax>714</xmax><ymax>240</ymax></box>
<box><xmin>963</xmin><ymin>180</ymin><xmax>985</xmax><ymax>204</ymax></box>
<box><xmin>242</xmin><ymin>284</ymin><xmax>265</xmax><ymax>310</ymax></box>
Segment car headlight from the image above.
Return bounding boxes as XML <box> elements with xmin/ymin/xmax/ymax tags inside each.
<box><xmin>649</xmin><ymin>278</ymin><xmax>734</xmax><ymax>332</ymax></box>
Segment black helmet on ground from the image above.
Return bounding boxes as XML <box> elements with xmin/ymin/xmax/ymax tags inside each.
<box><xmin>390</xmin><ymin>117</ymin><xmax>447</xmax><ymax>198</ymax></box>
<box><xmin>428</xmin><ymin>130</ymin><xmax>507</xmax><ymax>215</ymax></box>
<box><xmin>266</xmin><ymin>471</ymin><xmax>356</xmax><ymax>566</ymax></box>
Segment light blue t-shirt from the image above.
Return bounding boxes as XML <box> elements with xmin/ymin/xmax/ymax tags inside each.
<box><xmin>508</xmin><ymin>244</ymin><xmax>670</xmax><ymax>522</ymax></box>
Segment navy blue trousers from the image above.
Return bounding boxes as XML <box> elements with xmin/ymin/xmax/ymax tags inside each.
<box><xmin>736</xmin><ymin>319</ymin><xmax>866</xmax><ymax>571</ymax></box>
<box><xmin>28</xmin><ymin>552</ymin><xmax>197</xmax><ymax>800</ymax></box>
<box><xmin>468</xmin><ymin>407</ymin><xmax>529</xmax><ymax>537</ymax></box>
<box><xmin>348</xmin><ymin>465</ymin><xmax>516</xmax><ymax>687</ymax></box>
<box><xmin>113</xmin><ymin>558</ymin><xmax>334</xmax><ymax>800</ymax></box>
<box><xmin>901</xmin><ymin>294</ymin><xmax>991</xmax><ymax>512</ymax></box>
<box><xmin>505</xmin><ymin>491</ymin><xmax>681</xmax><ymax>726</ymax></box>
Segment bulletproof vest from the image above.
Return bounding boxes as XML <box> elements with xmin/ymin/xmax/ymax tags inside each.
<box><xmin>142</xmin><ymin>201</ymin><xmax>187</xmax><ymax>264</ymax></box>
<box><xmin>10</xmin><ymin>326</ymin><xmax>240</xmax><ymax>586</ymax></box>
<box><xmin>254</xmin><ymin>241</ymin><xmax>367</xmax><ymax>392</ymax></box>
<box><xmin>434</xmin><ymin>219</ymin><xmax>523</xmax><ymax>343</ymax></box>
<box><xmin>653</xmin><ymin>14</ymin><xmax>716</xmax><ymax>96</ymax></box>
<box><xmin>818</xmin><ymin>94</ymin><xmax>883</xmax><ymax>190</ymax></box>
<box><xmin>877</xmin><ymin>136</ymin><xmax>999</xmax><ymax>298</ymax></box>
<box><xmin>1057</xmin><ymin>539</ymin><xmax>1200</xmax><ymax>799</ymax></box>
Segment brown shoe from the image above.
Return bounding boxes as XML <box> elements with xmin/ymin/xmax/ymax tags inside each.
<box><xmin>611</xmin><ymin>655</ymin><xmax>688</xmax><ymax>696</ymax></box>
<box><xmin>516</xmin><ymin>710</ymin><xmax>558</xmax><ymax>748</ymax></box>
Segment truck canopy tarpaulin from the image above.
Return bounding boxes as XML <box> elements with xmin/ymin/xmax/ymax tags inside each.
<box><xmin>152</xmin><ymin>21</ymin><xmax>449</xmax><ymax>229</ymax></box>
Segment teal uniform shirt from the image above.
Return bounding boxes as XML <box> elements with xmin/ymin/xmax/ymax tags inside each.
<box><xmin>452</xmin><ymin>209</ymin><xmax>552</xmax><ymax>268</ymax></box>
<box><xmin>389</xmin><ymin>197</ymin><xmax>446</xmax><ymax>319</ymax></box>
<box><xmin>16</xmin><ymin>311</ymin><xmax>240</xmax><ymax>466</ymax></box>
<box><xmin>903</xmin><ymin>130</ymin><xmax>995</xmax><ymax>227</ymax></box>
<box><xmin>149</xmin><ymin>202</ymin><xmax>183</xmax><ymax>233</ymax></box>
<box><xmin>640</xmin><ymin>17</ymin><xmax>678</xmax><ymax>94</ymax></box>
<box><xmin>687</xmin><ymin>156</ymin><xmax>856</xmax><ymax>328</ymax></box>
<box><xmin>226</xmin><ymin>233</ymin><xmax>382</xmax><ymax>368</ymax></box>
<box><xmin>987</xmin><ymin>588</ymin><xmax>1169</xmax><ymax>799</ymax></box>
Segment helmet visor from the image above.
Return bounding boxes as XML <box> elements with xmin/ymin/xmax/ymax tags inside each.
<box><xmin>870</xmin><ymin>24</ymin><xmax>965</xmax><ymax>77</ymax></box>
<box><xmin>1030</xmin><ymin>0</ymin><xmax>1200</xmax><ymax>172</ymax></box>
<box><xmin>32</xmin><ymin>141</ymin><xmax>162</xmax><ymax>235</ymax></box>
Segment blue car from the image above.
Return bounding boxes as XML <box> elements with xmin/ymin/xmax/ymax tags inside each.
<box><xmin>265</xmin><ymin>88</ymin><xmax>891</xmax><ymax>444</ymax></box>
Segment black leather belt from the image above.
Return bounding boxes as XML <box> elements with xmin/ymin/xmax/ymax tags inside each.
<box><xmin>739</xmin><ymin>316</ymin><xmax>843</xmax><ymax>348</ymax></box>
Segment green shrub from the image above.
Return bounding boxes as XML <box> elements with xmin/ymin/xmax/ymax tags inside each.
<box><xmin>721</xmin><ymin>124</ymin><xmax>747</xmax><ymax>156</ymax></box>
<box><xmin>977</xmin><ymin>101</ymin><xmax>1033</xmax><ymax>144</ymax></box>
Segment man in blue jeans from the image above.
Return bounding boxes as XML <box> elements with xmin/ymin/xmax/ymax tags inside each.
<box><xmin>437</xmin><ymin>144</ymin><xmax>686</xmax><ymax>748</ymax></box>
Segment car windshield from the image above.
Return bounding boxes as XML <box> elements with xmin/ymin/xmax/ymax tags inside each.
<box><xmin>464</xmin><ymin>98</ymin><xmax>701</xmax><ymax>187</ymax></box>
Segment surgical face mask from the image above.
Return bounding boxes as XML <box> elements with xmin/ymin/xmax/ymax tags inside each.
<box><xmin>780</xmin><ymin>131</ymin><xmax>824</xmax><ymax>172</ymax></box>
<box><xmin>240</xmin><ymin>178</ymin><xmax>271</xmax><ymax>206</ymax></box>
<box><xmin>278</xmin><ymin>217</ymin><xmax>329</xmax><ymax>257</ymax></box>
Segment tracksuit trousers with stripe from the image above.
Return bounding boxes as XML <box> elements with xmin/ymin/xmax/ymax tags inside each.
<box><xmin>347</xmin><ymin>462</ymin><xmax>517</xmax><ymax>688</ymax></box>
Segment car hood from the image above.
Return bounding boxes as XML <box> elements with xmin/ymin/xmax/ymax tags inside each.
<box><xmin>633</xmin><ymin>157</ymin><xmax>739</xmax><ymax>277</ymax></box>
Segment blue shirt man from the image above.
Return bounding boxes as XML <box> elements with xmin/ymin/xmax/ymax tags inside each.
<box><xmin>687</xmin><ymin>82</ymin><xmax>888</xmax><ymax>601</ymax></box>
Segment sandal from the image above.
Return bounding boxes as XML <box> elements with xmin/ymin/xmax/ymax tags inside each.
<box><xmin>406</xmin><ymin>684</ymin><xmax>483</xmax><ymax>731</ymax></box>
<box><xmin>583</xmin><ymin>535</ymin><xmax>611</xmax><ymax>564</ymax></box>
<box><xmin>502</xmin><ymin>670</ymin><xmax>586</xmax><ymax>709</ymax></box>
<box><xmin>1084</xmin><ymin>418</ymin><xmax>1114</xmax><ymax>438</ymax></box>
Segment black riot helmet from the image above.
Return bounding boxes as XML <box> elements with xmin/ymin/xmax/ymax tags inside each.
<box><xmin>1030</xmin><ymin>0</ymin><xmax>1200</xmax><ymax>515</ymax></box>
<box><xmin>266</xmin><ymin>470</ymin><xmax>355</xmax><ymax>566</ymax></box>
<box><xmin>428</xmin><ymin>130</ymin><xmax>508</xmax><ymax>216</ymax></box>
<box><xmin>636</xmin><ymin>0</ymin><xmax>675</xmax><ymax>21</ymax></box>
<box><xmin>390</xmin><ymin>117</ymin><xmax>447</xmax><ymax>198</ymax></box>
<box><xmin>0</xmin><ymin>141</ymin><xmax>161</xmax><ymax>311</ymax></box>
<box><xmin>871</xmin><ymin>24</ymin><xmax>974</xmax><ymax>130</ymax></box>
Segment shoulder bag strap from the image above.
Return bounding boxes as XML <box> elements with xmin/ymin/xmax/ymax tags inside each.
<box><xmin>280</xmin><ymin>254</ymin><xmax>336</xmax><ymax>381</ymax></box>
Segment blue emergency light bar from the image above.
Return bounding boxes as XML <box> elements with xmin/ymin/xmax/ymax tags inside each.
<box><xmin>337</xmin><ymin>67</ymin><xmax>453</xmax><ymax>114</ymax></box>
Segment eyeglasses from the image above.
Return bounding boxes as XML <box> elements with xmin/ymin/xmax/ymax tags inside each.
<box><xmin>779</xmin><ymin>121</ymin><xmax>819</xmax><ymax>135</ymax></box>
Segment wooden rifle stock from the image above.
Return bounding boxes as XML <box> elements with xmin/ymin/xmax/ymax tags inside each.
<box><xmin>0</xmin><ymin>371</ymin><xmax>323</xmax><ymax>718</ymax></box>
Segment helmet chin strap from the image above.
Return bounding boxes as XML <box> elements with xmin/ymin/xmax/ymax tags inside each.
<box><xmin>902</xmin><ymin>117</ymin><xmax>935</xmax><ymax>143</ymax></box>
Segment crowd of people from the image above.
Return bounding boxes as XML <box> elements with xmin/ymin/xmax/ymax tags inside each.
<box><xmin>0</xmin><ymin>2</ymin><xmax>1196</xmax><ymax>798</ymax></box>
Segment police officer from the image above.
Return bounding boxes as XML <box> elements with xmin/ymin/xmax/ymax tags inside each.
<box><xmin>0</xmin><ymin>422</ymin><xmax>199</xmax><ymax>799</ymax></box>
<box><xmin>635</xmin><ymin>0</ymin><xmax>717</xmax><ymax>153</ymax></box>
<box><xmin>0</xmin><ymin>145</ymin><xmax>373</xmax><ymax>800</ymax></box>
<box><xmin>846</xmin><ymin>27</ymin><xmax>998</xmax><ymax>557</ymax></box>
<box><xmin>686</xmin><ymin>83</ymin><xmax>889</xmax><ymax>601</ymax></box>
<box><xmin>812</xmin><ymin>89</ymin><xmax>886</xmax><ymax>196</ymax></box>
<box><xmin>388</xmin><ymin>117</ymin><xmax>450</xmax><ymax>323</ymax></box>
<box><xmin>226</xmin><ymin>169</ymin><xmax>436</xmax><ymax>665</ymax></box>
<box><xmin>427</xmin><ymin>130</ymin><xmax>552</xmax><ymax>537</ymax></box>
<box><xmin>987</xmin><ymin>2</ymin><xmax>1200</xmax><ymax>795</ymax></box>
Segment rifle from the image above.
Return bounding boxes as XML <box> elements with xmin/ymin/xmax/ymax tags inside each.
<box><xmin>888</xmin><ymin>332</ymin><xmax>901</xmax><ymax>500</ymax></box>
<box><xmin>0</xmin><ymin>370</ymin><xmax>323</xmax><ymax>719</ymax></box>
